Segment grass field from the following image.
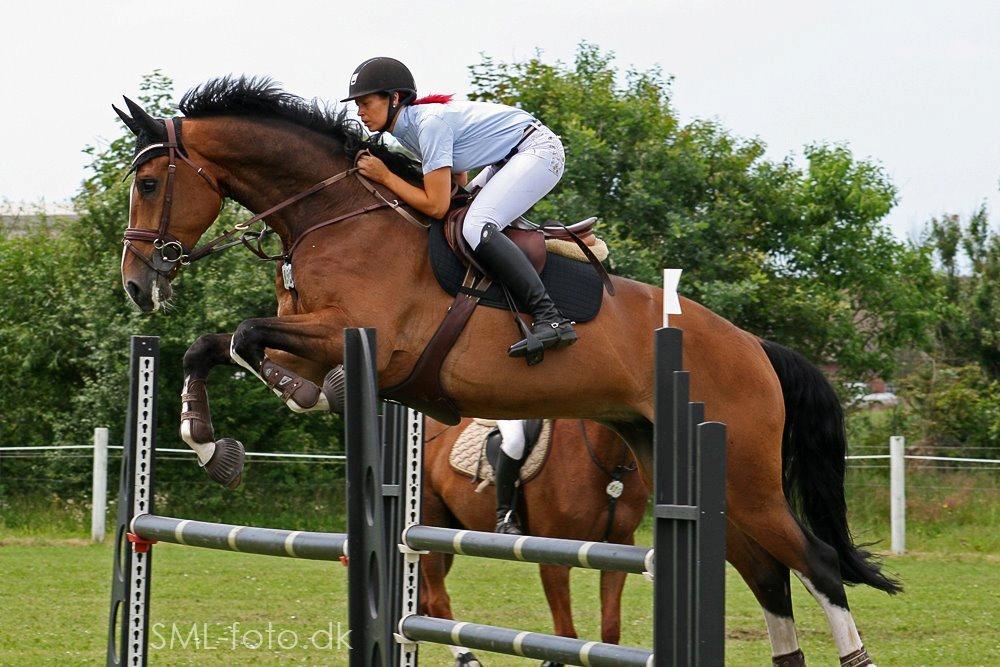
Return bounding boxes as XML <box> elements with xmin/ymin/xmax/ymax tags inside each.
<box><xmin>1</xmin><ymin>524</ymin><xmax>998</xmax><ymax>666</ymax></box>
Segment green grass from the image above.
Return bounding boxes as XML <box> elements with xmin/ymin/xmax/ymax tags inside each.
<box><xmin>1</xmin><ymin>526</ymin><xmax>998</xmax><ymax>666</ymax></box>
<box><xmin>2</xmin><ymin>467</ymin><xmax>998</xmax><ymax>665</ymax></box>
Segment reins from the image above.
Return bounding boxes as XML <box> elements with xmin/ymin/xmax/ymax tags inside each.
<box><xmin>123</xmin><ymin>119</ymin><xmax>428</xmax><ymax>277</ymax></box>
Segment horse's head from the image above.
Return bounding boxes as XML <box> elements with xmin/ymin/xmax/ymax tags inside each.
<box><xmin>114</xmin><ymin>97</ymin><xmax>224</xmax><ymax>312</ymax></box>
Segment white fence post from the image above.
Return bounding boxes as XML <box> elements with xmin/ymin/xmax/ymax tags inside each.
<box><xmin>889</xmin><ymin>435</ymin><xmax>905</xmax><ymax>554</ymax></box>
<box><xmin>91</xmin><ymin>427</ymin><xmax>109</xmax><ymax>543</ymax></box>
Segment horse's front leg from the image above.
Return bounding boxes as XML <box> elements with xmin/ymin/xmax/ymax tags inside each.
<box><xmin>180</xmin><ymin>332</ymin><xmax>248</xmax><ymax>488</ymax></box>
<box><xmin>228</xmin><ymin>309</ymin><xmax>351</xmax><ymax>415</ymax></box>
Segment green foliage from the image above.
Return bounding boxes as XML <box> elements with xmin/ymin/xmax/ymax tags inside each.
<box><xmin>901</xmin><ymin>363</ymin><xmax>1000</xmax><ymax>451</ymax></box>
<box><xmin>0</xmin><ymin>70</ymin><xmax>343</xmax><ymax>507</ymax></box>
<box><xmin>470</xmin><ymin>43</ymin><xmax>938</xmax><ymax>380</ymax></box>
<box><xmin>925</xmin><ymin>206</ymin><xmax>1000</xmax><ymax>377</ymax></box>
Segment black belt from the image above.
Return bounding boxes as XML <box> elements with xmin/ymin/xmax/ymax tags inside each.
<box><xmin>493</xmin><ymin>122</ymin><xmax>543</xmax><ymax>169</ymax></box>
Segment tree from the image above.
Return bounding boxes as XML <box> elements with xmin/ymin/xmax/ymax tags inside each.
<box><xmin>469</xmin><ymin>43</ymin><xmax>939</xmax><ymax>381</ymax></box>
<box><xmin>926</xmin><ymin>206</ymin><xmax>1000</xmax><ymax>378</ymax></box>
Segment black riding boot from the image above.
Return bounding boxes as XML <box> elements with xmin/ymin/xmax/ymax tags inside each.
<box><xmin>493</xmin><ymin>449</ymin><xmax>524</xmax><ymax>535</ymax></box>
<box><xmin>474</xmin><ymin>223</ymin><xmax>577</xmax><ymax>364</ymax></box>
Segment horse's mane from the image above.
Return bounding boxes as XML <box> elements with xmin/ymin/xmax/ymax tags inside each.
<box><xmin>178</xmin><ymin>75</ymin><xmax>423</xmax><ymax>181</ymax></box>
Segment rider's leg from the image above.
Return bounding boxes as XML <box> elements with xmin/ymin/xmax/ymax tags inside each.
<box><xmin>494</xmin><ymin>419</ymin><xmax>527</xmax><ymax>535</ymax></box>
<box><xmin>463</xmin><ymin>129</ymin><xmax>576</xmax><ymax>361</ymax></box>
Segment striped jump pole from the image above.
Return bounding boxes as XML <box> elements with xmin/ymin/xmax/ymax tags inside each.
<box><xmin>399</xmin><ymin>616</ymin><xmax>653</xmax><ymax>667</ymax></box>
<box><xmin>130</xmin><ymin>515</ymin><xmax>347</xmax><ymax>561</ymax></box>
<box><xmin>401</xmin><ymin>525</ymin><xmax>653</xmax><ymax>575</ymax></box>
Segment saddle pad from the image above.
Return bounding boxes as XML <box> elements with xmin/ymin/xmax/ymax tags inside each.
<box><xmin>449</xmin><ymin>420</ymin><xmax>553</xmax><ymax>485</ymax></box>
<box><xmin>427</xmin><ymin>221</ymin><xmax>604</xmax><ymax>323</ymax></box>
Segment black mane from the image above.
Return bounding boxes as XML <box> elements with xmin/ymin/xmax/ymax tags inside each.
<box><xmin>179</xmin><ymin>76</ymin><xmax>422</xmax><ymax>180</ymax></box>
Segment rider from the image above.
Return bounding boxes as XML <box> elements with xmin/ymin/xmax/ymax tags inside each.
<box><xmin>493</xmin><ymin>419</ymin><xmax>529</xmax><ymax>534</ymax></box>
<box><xmin>341</xmin><ymin>56</ymin><xmax>577</xmax><ymax>358</ymax></box>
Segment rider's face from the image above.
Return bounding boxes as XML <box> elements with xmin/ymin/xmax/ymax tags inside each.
<box><xmin>355</xmin><ymin>92</ymin><xmax>397</xmax><ymax>132</ymax></box>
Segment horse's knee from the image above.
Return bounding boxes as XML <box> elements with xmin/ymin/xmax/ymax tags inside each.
<box><xmin>231</xmin><ymin>319</ymin><xmax>266</xmax><ymax>361</ymax></box>
<box><xmin>183</xmin><ymin>333</ymin><xmax>229</xmax><ymax>375</ymax></box>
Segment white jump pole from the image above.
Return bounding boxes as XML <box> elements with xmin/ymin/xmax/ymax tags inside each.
<box><xmin>662</xmin><ymin>269</ymin><xmax>682</xmax><ymax>327</ymax></box>
<box><xmin>91</xmin><ymin>427</ymin><xmax>108</xmax><ymax>543</ymax></box>
<box><xmin>889</xmin><ymin>435</ymin><xmax>905</xmax><ymax>554</ymax></box>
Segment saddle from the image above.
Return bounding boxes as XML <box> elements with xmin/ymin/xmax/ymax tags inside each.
<box><xmin>381</xmin><ymin>189</ymin><xmax>616</xmax><ymax>425</ymax></box>
<box><xmin>443</xmin><ymin>190</ymin><xmax>613</xmax><ymax>293</ymax></box>
<box><xmin>448</xmin><ymin>419</ymin><xmax>552</xmax><ymax>489</ymax></box>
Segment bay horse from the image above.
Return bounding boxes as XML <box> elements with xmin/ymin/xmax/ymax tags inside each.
<box><xmin>115</xmin><ymin>77</ymin><xmax>898</xmax><ymax>666</ymax></box>
<box><xmin>420</xmin><ymin>418</ymin><xmax>646</xmax><ymax>666</ymax></box>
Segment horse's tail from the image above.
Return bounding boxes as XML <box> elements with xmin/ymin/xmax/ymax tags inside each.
<box><xmin>760</xmin><ymin>339</ymin><xmax>902</xmax><ymax>594</ymax></box>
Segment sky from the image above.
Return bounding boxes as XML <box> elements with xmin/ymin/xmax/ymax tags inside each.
<box><xmin>2</xmin><ymin>0</ymin><xmax>997</xmax><ymax>241</ymax></box>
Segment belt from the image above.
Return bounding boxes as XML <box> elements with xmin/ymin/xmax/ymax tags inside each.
<box><xmin>494</xmin><ymin>121</ymin><xmax>545</xmax><ymax>169</ymax></box>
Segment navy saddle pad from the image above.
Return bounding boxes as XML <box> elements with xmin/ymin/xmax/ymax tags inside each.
<box><xmin>427</xmin><ymin>221</ymin><xmax>604</xmax><ymax>323</ymax></box>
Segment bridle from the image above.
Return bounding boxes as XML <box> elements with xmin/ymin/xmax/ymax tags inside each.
<box><xmin>123</xmin><ymin>116</ymin><xmax>426</xmax><ymax>278</ymax></box>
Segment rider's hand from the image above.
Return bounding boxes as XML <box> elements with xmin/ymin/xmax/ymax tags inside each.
<box><xmin>357</xmin><ymin>154</ymin><xmax>390</xmax><ymax>184</ymax></box>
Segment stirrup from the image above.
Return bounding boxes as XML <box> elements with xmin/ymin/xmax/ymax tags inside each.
<box><xmin>507</xmin><ymin>320</ymin><xmax>577</xmax><ymax>365</ymax></box>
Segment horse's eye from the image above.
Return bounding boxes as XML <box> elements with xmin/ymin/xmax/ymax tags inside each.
<box><xmin>139</xmin><ymin>179</ymin><xmax>157</xmax><ymax>194</ymax></box>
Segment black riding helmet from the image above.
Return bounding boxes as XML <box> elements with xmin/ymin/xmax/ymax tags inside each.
<box><xmin>341</xmin><ymin>57</ymin><xmax>417</xmax><ymax>134</ymax></box>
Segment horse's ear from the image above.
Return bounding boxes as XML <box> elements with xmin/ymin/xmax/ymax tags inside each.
<box><xmin>123</xmin><ymin>96</ymin><xmax>165</xmax><ymax>140</ymax></box>
<box><xmin>112</xmin><ymin>103</ymin><xmax>142</xmax><ymax>136</ymax></box>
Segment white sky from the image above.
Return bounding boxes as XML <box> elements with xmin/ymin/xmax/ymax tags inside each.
<box><xmin>2</xmin><ymin>0</ymin><xmax>997</xmax><ymax>240</ymax></box>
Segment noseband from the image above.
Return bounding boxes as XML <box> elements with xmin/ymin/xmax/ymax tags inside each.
<box><xmin>123</xmin><ymin>116</ymin><xmax>426</xmax><ymax>279</ymax></box>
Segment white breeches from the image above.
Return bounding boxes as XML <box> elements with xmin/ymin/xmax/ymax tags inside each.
<box><xmin>463</xmin><ymin>125</ymin><xmax>565</xmax><ymax>250</ymax></box>
<box><xmin>497</xmin><ymin>419</ymin><xmax>528</xmax><ymax>460</ymax></box>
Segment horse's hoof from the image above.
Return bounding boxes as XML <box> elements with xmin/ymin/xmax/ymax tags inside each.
<box><xmin>322</xmin><ymin>365</ymin><xmax>346</xmax><ymax>414</ymax></box>
<box><xmin>456</xmin><ymin>652</ymin><xmax>482</xmax><ymax>666</ymax></box>
<box><xmin>773</xmin><ymin>648</ymin><xmax>806</xmax><ymax>667</ymax></box>
<box><xmin>203</xmin><ymin>437</ymin><xmax>245</xmax><ymax>489</ymax></box>
<box><xmin>540</xmin><ymin>661</ymin><xmax>564</xmax><ymax>667</ymax></box>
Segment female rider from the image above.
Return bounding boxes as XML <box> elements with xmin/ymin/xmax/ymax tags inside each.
<box><xmin>342</xmin><ymin>57</ymin><xmax>568</xmax><ymax>534</ymax></box>
<box><xmin>341</xmin><ymin>56</ymin><xmax>577</xmax><ymax>361</ymax></box>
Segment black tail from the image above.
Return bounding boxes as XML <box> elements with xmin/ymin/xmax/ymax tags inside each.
<box><xmin>760</xmin><ymin>339</ymin><xmax>901</xmax><ymax>594</ymax></box>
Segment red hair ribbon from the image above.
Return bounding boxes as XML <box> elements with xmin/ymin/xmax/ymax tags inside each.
<box><xmin>411</xmin><ymin>94</ymin><xmax>454</xmax><ymax>105</ymax></box>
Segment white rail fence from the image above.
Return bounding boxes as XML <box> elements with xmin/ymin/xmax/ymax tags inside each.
<box><xmin>1</xmin><ymin>430</ymin><xmax>996</xmax><ymax>550</ymax></box>
<box><xmin>0</xmin><ymin>428</ymin><xmax>346</xmax><ymax>543</ymax></box>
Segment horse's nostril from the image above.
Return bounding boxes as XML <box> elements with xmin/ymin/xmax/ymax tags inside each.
<box><xmin>126</xmin><ymin>280</ymin><xmax>142</xmax><ymax>301</ymax></box>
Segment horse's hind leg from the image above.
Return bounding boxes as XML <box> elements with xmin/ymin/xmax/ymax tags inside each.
<box><xmin>733</xmin><ymin>503</ymin><xmax>873</xmax><ymax>666</ymax></box>
<box><xmin>727</xmin><ymin>523</ymin><xmax>805</xmax><ymax>666</ymax></box>
<box><xmin>180</xmin><ymin>333</ymin><xmax>246</xmax><ymax>488</ymax></box>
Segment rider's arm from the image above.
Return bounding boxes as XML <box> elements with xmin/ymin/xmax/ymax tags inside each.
<box><xmin>453</xmin><ymin>171</ymin><xmax>469</xmax><ymax>187</ymax></box>
<box><xmin>380</xmin><ymin>167</ymin><xmax>452</xmax><ymax>219</ymax></box>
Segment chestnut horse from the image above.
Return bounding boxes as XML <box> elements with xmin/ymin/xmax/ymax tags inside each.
<box><xmin>420</xmin><ymin>418</ymin><xmax>646</xmax><ymax>666</ymax></box>
<box><xmin>115</xmin><ymin>78</ymin><xmax>898</xmax><ymax>666</ymax></box>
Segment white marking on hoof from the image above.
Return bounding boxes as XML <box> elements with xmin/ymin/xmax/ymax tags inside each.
<box><xmin>794</xmin><ymin>570</ymin><xmax>864</xmax><ymax>656</ymax></box>
<box><xmin>285</xmin><ymin>391</ymin><xmax>330</xmax><ymax>414</ymax></box>
<box><xmin>180</xmin><ymin>418</ymin><xmax>216</xmax><ymax>466</ymax></box>
<box><xmin>763</xmin><ymin>609</ymin><xmax>800</xmax><ymax>657</ymax></box>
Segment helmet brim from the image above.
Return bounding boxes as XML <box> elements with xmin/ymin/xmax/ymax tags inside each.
<box><xmin>340</xmin><ymin>87</ymin><xmax>415</xmax><ymax>104</ymax></box>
